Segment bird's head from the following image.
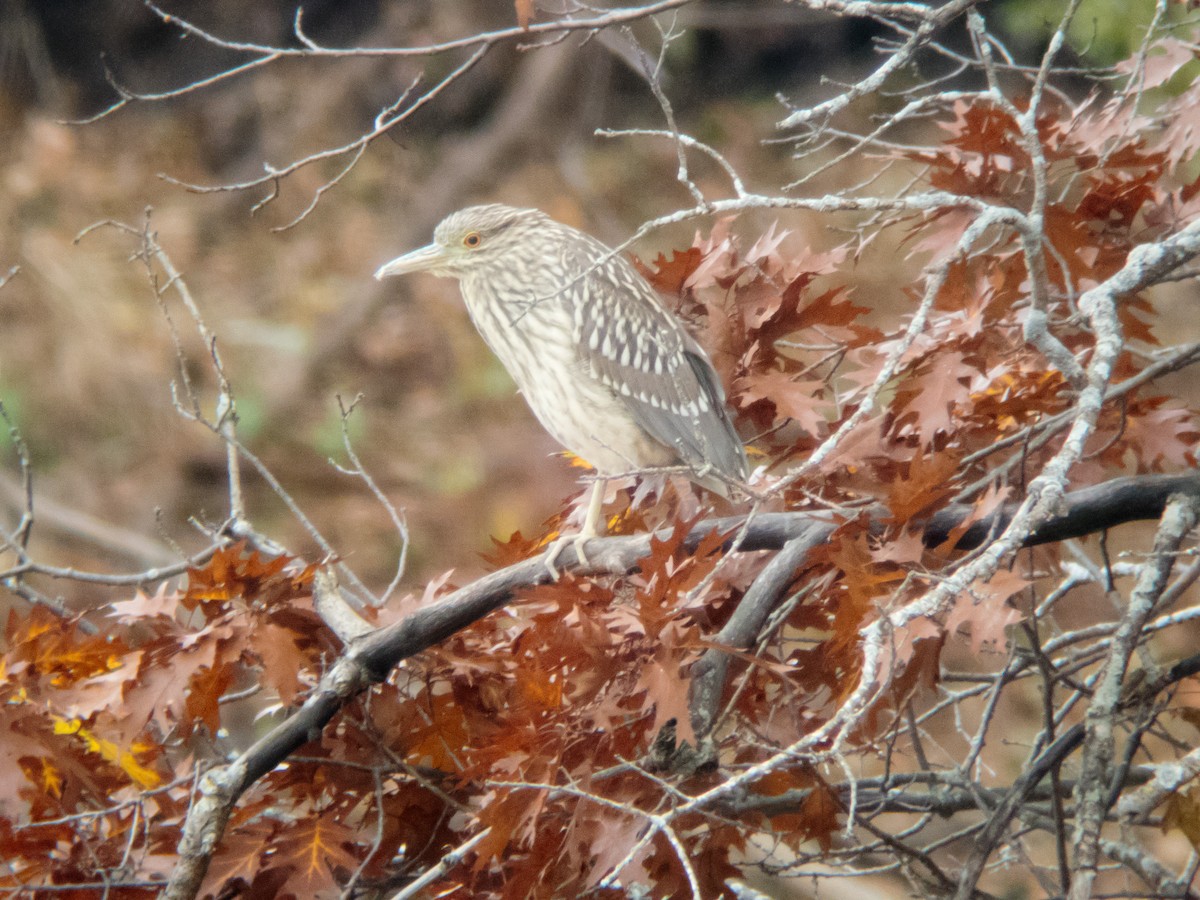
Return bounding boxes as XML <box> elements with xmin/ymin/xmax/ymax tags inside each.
<box><xmin>374</xmin><ymin>204</ymin><xmax>548</xmax><ymax>281</ymax></box>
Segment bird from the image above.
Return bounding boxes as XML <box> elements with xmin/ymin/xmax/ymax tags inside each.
<box><xmin>374</xmin><ymin>204</ymin><xmax>747</xmax><ymax>573</ymax></box>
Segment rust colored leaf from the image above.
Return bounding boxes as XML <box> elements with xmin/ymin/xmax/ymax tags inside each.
<box><xmin>276</xmin><ymin>812</ymin><xmax>361</xmax><ymax>896</ymax></box>
<box><xmin>736</xmin><ymin>370</ymin><xmax>827</xmax><ymax>436</ymax></box>
<box><xmin>482</xmin><ymin>529</ymin><xmax>542</xmax><ymax>569</ymax></box>
<box><xmin>200</xmin><ymin>817</ymin><xmax>275</xmax><ymax>898</ymax></box>
<box><xmin>117</xmin><ymin>625</ymin><xmax>227</xmax><ymax>742</ymax></box>
<box><xmin>790</xmin><ymin>285</ymin><xmax>871</xmax><ymax>332</ymax></box>
<box><xmin>885</xmin><ymin>450</ymin><xmax>961</xmax><ymax>523</ymax></box>
<box><xmin>583</xmin><ymin>811</ymin><xmax>647</xmax><ymax>890</ymax></box>
<box><xmin>933</xmin><ymin>482</ymin><xmax>1010</xmax><ymax>555</ymax></box>
<box><xmin>185</xmin><ymin>661</ymin><xmax>237</xmax><ymax>735</ymax></box>
<box><xmin>827</xmin><ymin>529</ymin><xmax>906</xmax><ymax>640</ymax></box>
<box><xmin>636</xmin><ymin>651</ymin><xmax>694</xmax><ymax>747</ymax></box>
<box><xmin>945</xmin><ymin>569</ymin><xmax>1028</xmax><ymax>653</ymax></box>
<box><xmin>184</xmin><ymin>541</ymin><xmax>300</xmax><ymax>613</ymax></box>
<box><xmin>1125</xmin><ymin>402</ymin><xmax>1200</xmax><ymax>469</ymax></box>
<box><xmin>799</xmin><ymin>778</ymin><xmax>842</xmax><ymax>851</ymax></box>
<box><xmin>254</xmin><ymin>622</ymin><xmax>312</xmax><ymax>705</ymax></box>
<box><xmin>891</xmin><ymin>352</ymin><xmax>981</xmax><ymax>444</ymax></box>
<box><xmin>637</xmin><ymin>247</ymin><xmax>704</xmax><ymax>296</ymax></box>
<box><xmin>407</xmin><ymin>691</ymin><xmax>469</xmax><ymax>771</ymax></box>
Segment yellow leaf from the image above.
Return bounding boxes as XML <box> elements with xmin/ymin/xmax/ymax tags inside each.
<box><xmin>38</xmin><ymin>758</ymin><xmax>62</xmax><ymax>799</ymax></box>
<box><xmin>52</xmin><ymin>716</ymin><xmax>161</xmax><ymax>788</ymax></box>
<box><xmin>563</xmin><ymin>451</ymin><xmax>594</xmax><ymax>470</ymax></box>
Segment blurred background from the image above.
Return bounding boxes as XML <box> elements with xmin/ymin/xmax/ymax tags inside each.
<box><xmin>0</xmin><ymin>0</ymin><xmax>1168</xmax><ymax>601</ymax></box>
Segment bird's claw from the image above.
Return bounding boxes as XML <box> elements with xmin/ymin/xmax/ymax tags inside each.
<box><xmin>543</xmin><ymin>532</ymin><xmax>591</xmax><ymax>581</ymax></box>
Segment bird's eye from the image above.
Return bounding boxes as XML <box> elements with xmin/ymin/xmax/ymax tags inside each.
<box><xmin>463</xmin><ymin>232</ymin><xmax>482</xmax><ymax>249</ymax></box>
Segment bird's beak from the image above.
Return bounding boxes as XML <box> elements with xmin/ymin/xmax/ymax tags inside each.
<box><xmin>373</xmin><ymin>243</ymin><xmax>448</xmax><ymax>280</ymax></box>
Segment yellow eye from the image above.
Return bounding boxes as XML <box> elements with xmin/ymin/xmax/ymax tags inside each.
<box><xmin>463</xmin><ymin>232</ymin><xmax>482</xmax><ymax>249</ymax></box>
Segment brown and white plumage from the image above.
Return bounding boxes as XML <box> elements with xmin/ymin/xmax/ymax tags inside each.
<box><xmin>375</xmin><ymin>204</ymin><xmax>747</xmax><ymax>567</ymax></box>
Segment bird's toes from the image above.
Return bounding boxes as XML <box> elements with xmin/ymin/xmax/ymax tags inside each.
<box><xmin>542</xmin><ymin>531</ymin><xmax>592</xmax><ymax>580</ymax></box>
<box><xmin>542</xmin><ymin>534</ymin><xmax>569</xmax><ymax>581</ymax></box>
<box><xmin>573</xmin><ymin>533</ymin><xmax>591</xmax><ymax>567</ymax></box>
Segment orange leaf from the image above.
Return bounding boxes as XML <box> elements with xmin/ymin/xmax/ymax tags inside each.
<box><xmin>885</xmin><ymin>450</ymin><xmax>961</xmax><ymax>523</ymax></box>
<box><xmin>185</xmin><ymin>662</ymin><xmax>236</xmax><ymax>735</ymax></box>
<box><xmin>514</xmin><ymin>0</ymin><xmax>534</xmax><ymax>28</ymax></box>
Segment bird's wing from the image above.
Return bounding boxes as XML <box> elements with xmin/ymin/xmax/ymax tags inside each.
<box><xmin>572</xmin><ymin>252</ymin><xmax>747</xmax><ymax>483</ymax></box>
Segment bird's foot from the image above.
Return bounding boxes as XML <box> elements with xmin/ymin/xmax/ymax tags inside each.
<box><xmin>542</xmin><ymin>478</ymin><xmax>606</xmax><ymax>580</ymax></box>
<box><xmin>543</xmin><ymin>531</ymin><xmax>592</xmax><ymax>581</ymax></box>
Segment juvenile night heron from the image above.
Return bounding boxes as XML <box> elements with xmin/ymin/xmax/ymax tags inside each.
<box><xmin>375</xmin><ymin>204</ymin><xmax>747</xmax><ymax>570</ymax></box>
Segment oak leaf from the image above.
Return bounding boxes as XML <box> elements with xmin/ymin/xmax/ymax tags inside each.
<box><xmin>637</xmin><ymin>247</ymin><xmax>703</xmax><ymax>296</ymax></box>
<box><xmin>885</xmin><ymin>450</ymin><xmax>961</xmax><ymax>523</ymax></box>
<box><xmin>636</xmin><ymin>651</ymin><xmax>695</xmax><ymax>748</ymax></box>
<box><xmin>945</xmin><ymin>569</ymin><xmax>1029</xmax><ymax>653</ymax></box>
<box><xmin>275</xmin><ymin>812</ymin><xmax>361</xmax><ymax>896</ymax></box>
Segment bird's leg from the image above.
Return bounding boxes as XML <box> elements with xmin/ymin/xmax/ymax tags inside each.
<box><xmin>578</xmin><ymin>476</ymin><xmax>607</xmax><ymax>556</ymax></box>
<box><xmin>543</xmin><ymin>477</ymin><xmax>606</xmax><ymax>579</ymax></box>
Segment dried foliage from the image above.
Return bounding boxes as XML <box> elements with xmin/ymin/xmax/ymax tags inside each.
<box><xmin>6</xmin><ymin>2</ymin><xmax>1200</xmax><ymax>900</ymax></box>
